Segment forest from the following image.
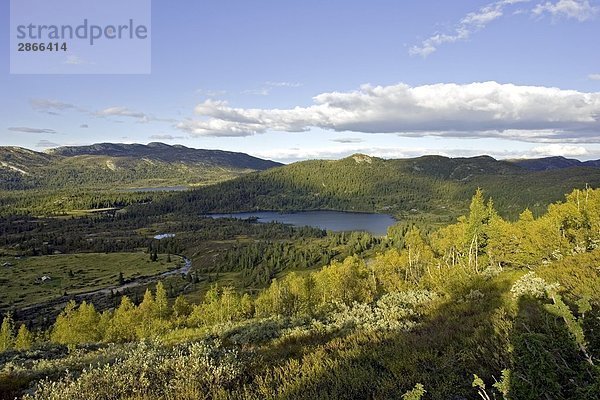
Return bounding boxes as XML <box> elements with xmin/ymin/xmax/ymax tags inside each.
<box><xmin>1</xmin><ymin>187</ymin><xmax>599</xmax><ymax>399</ymax></box>
<box><xmin>141</xmin><ymin>155</ymin><xmax>600</xmax><ymax>221</ymax></box>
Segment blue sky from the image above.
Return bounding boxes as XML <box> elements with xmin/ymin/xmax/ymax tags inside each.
<box><xmin>2</xmin><ymin>0</ymin><xmax>600</xmax><ymax>162</ymax></box>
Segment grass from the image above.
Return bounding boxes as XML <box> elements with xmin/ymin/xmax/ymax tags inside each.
<box><xmin>0</xmin><ymin>253</ymin><xmax>182</xmax><ymax>310</ymax></box>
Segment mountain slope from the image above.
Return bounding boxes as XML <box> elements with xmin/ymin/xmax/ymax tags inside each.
<box><xmin>46</xmin><ymin>142</ymin><xmax>280</xmax><ymax>170</ymax></box>
<box><xmin>0</xmin><ymin>143</ymin><xmax>282</xmax><ymax>190</ymax></box>
<box><xmin>150</xmin><ymin>154</ymin><xmax>600</xmax><ymax>220</ymax></box>
<box><xmin>509</xmin><ymin>156</ymin><xmax>600</xmax><ymax>171</ymax></box>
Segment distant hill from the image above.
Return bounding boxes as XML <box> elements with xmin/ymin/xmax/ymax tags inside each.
<box><xmin>47</xmin><ymin>142</ymin><xmax>280</xmax><ymax>170</ymax></box>
<box><xmin>0</xmin><ymin>143</ymin><xmax>282</xmax><ymax>190</ymax></box>
<box><xmin>509</xmin><ymin>156</ymin><xmax>600</xmax><ymax>171</ymax></box>
<box><xmin>150</xmin><ymin>153</ymin><xmax>600</xmax><ymax>220</ymax></box>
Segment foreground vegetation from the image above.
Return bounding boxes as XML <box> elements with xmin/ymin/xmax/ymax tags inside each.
<box><xmin>1</xmin><ymin>187</ymin><xmax>599</xmax><ymax>399</ymax></box>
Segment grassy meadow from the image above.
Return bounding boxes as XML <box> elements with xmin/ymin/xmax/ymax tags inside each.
<box><xmin>0</xmin><ymin>253</ymin><xmax>181</xmax><ymax>310</ymax></box>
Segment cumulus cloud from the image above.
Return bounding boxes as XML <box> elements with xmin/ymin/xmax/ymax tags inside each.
<box><xmin>410</xmin><ymin>0</ymin><xmax>531</xmax><ymax>57</ymax></box>
<box><xmin>533</xmin><ymin>0</ymin><xmax>598</xmax><ymax>21</ymax></box>
<box><xmin>8</xmin><ymin>127</ymin><xmax>57</xmax><ymax>134</ymax></box>
<box><xmin>35</xmin><ymin>140</ymin><xmax>61</xmax><ymax>148</ymax></box>
<box><xmin>589</xmin><ymin>73</ymin><xmax>600</xmax><ymax>80</ymax></box>
<box><xmin>80</xmin><ymin>124</ymin><xmax>89</xmax><ymax>128</ymax></box>
<box><xmin>177</xmin><ymin>81</ymin><xmax>600</xmax><ymax>143</ymax></box>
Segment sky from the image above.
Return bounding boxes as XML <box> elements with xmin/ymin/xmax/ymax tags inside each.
<box><xmin>1</xmin><ymin>0</ymin><xmax>600</xmax><ymax>163</ymax></box>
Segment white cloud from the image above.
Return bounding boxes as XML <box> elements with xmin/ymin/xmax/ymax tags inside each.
<box><xmin>533</xmin><ymin>0</ymin><xmax>598</xmax><ymax>21</ymax></box>
<box><xmin>94</xmin><ymin>107</ymin><xmax>175</xmax><ymax>124</ymax></box>
<box><xmin>411</xmin><ymin>0</ymin><xmax>595</xmax><ymax>57</ymax></box>
<box><xmin>265</xmin><ymin>81</ymin><xmax>302</xmax><ymax>88</ymax></box>
<box><xmin>64</xmin><ymin>55</ymin><xmax>89</xmax><ymax>65</ymax></box>
<box><xmin>252</xmin><ymin>146</ymin><xmax>431</xmax><ymax>163</ymax></box>
<box><xmin>242</xmin><ymin>88</ymin><xmax>271</xmax><ymax>96</ymax></box>
<box><xmin>96</xmin><ymin>107</ymin><xmax>148</xmax><ymax>121</ymax></box>
<box><xmin>8</xmin><ymin>127</ymin><xmax>57</xmax><ymax>134</ymax></box>
<box><xmin>254</xmin><ymin>143</ymin><xmax>600</xmax><ymax>164</ymax></box>
<box><xmin>28</xmin><ymin>99</ymin><xmax>172</xmax><ymax>124</ymax></box>
<box><xmin>149</xmin><ymin>134</ymin><xmax>184</xmax><ymax>140</ymax></box>
<box><xmin>30</xmin><ymin>98</ymin><xmax>76</xmax><ymax>112</ymax></box>
<box><xmin>589</xmin><ymin>73</ymin><xmax>600</xmax><ymax>80</ymax></box>
<box><xmin>331</xmin><ymin>137</ymin><xmax>365</xmax><ymax>144</ymax></box>
<box><xmin>242</xmin><ymin>81</ymin><xmax>303</xmax><ymax>96</ymax></box>
<box><xmin>410</xmin><ymin>0</ymin><xmax>531</xmax><ymax>57</ymax></box>
<box><xmin>251</xmin><ymin>144</ymin><xmax>598</xmax><ymax>164</ymax></box>
<box><xmin>177</xmin><ymin>81</ymin><xmax>600</xmax><ymax>143</ymax></box>
<box><xmin>529</xmin><ymin>143</ymin><xmax>588</xmax><ymax>156</ymax></box>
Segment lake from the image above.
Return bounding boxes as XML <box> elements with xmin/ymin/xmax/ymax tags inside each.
<box><xmin>207</xmin><ymin>211</ymin><xmax>396</xmax><ymax>235</ymax></box>
<box><xmin>154</xmin><ymin>233</ymin><xmax>176</xmax><ymax>240</ymax></box>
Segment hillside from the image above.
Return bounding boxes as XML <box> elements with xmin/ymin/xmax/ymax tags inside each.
<box><xmin>150</xmin><ymin>154</ymin><xmax>600</xmax><ymax>220</ymax></box>
<box><xmin>509</xmin><ymin>156</ymin><xmax>600</xmax><ymax>171</ymax></box>
<box><xmin>2</xmin><ymin>187</ymin><xmax>600</xmax><ymax>399</ymax></box>
<box><xmin>0</xmin><ymin>143</ymin><xmax>282</xmax><ymax>190</ymax></box>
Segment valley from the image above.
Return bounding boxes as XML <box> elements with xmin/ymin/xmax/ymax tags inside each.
<box><xmin>1</xmin><ymin>144</ymin><xmax>600</xmax><ymax>399</ymax></box>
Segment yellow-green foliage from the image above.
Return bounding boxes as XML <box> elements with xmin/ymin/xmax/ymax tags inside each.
<box><xmin>188</xmin><ymin>285</ymin><xmax>254</xmax><ymax>326</ymax></box>
<box><xmin>313</xmin><ymin>256</ymin><xmax>375</xmax><ymax>307</ymax></box>
<box><xmin>10</xmin><ymin>187</ymin><xmax>600</xmax><ymax>399</ymax></box>
<box><xmin>0</xmin><ymin>314</ymin><xmax>15</xmax><ymax>352</ymax></box>
<box><xmin>254</xmin><ymin>256</ymin><xmax>375</xmax><ymax>318</ymax></box>
<box><xmin>50</xmin><ymin>301</ymin><xmax>101</xmax><ymax>348</ymax></box>
<box><xmin>104</xmin><ymin>296</ymin><xmax>137</xmax><ymax>343</ymax></box>
<box><xmin>14</xmin><ymin>324</ymin><xmax>33</xmax><ymax>351</ymax></box>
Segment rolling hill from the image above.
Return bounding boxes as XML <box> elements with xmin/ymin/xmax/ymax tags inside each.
<box><xmin>509</xmin><ymin>156</ymin><xmax>600</xmax><ymax>171</ymax></box>
<box><xmin>148</xmin><ymin>153</ymin><xmax>600</xmax><ymax>220</ymax></box>
<box><xmin>0</xmin><ymin>143</ymin><xmax>282</xmax><ymax>190</ymax></box>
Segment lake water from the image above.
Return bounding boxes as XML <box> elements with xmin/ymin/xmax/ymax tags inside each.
<box><xmin>207</xmin><ymin>211</ymin><xmax>396</xmax><ymax>235</ymax></box>
<box><xmin>154</xmin><ymin>233</ymin><xmax>176</xmax><ymax>240</ymax></box>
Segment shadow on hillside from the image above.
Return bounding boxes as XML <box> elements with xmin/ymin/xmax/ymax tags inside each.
<box><xmin>247</xmin><ymin>276</ymin><xmax>513</xmax><ymax>400</ymax></box>
<box><xmin>508</xmin><ymin>297</ymin><xmax>599</xmax><ymax>400</ymax></box>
